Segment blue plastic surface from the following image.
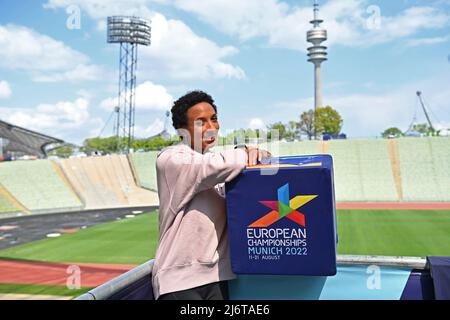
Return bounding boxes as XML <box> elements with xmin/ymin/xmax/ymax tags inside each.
<box><xmin>225</xmin><ymin>155</ymin><xmax>337</xmax><ymax>276</ymax></box>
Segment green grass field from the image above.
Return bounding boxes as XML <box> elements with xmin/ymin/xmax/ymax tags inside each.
<box><xmin>1</xmin><ymin>209</ymin><xmax>450</xmax><ymax>264</ymax></box>
<box><xmin>1</xmin><ymin>209</ymin><xmax>450</xmax><ymax>298</ymax></box>
<box><xmin>0</xmin><ymin>210</ymin><xmax>159</xmax><ymax>264</ymax></box>
<box><xmin>337</xmin><ymin>210</ymin><xmax>450</xmax><ymax>256</ymax></box>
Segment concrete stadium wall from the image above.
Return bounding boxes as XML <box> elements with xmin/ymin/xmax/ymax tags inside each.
<box><xmin>128</xmin><ymin>152</ymin><xmax>158</xmax><ymax>192</ymax></box>
<box><xmin>56</xmin><ymin>154</ymin><xmax>159</xmax><ymax>210</ymax></box>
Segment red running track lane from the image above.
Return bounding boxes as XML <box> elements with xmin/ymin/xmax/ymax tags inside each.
<box><xmin>337</xmin><ymin>202</ymin><xmax>450</xmax><ymax>210</ymax></box>
<box><xmin>0</xmin><ymin>260</ymin><xmax>138</xmax><ymax>287</ymax></box>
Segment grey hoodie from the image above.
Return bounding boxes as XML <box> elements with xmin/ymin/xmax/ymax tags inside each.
<box><xmin>152</xmin><ymin>143</ymin><xmax>248</xmax><ymax>299</ymax></box>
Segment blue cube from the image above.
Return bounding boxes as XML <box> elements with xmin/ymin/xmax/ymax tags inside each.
<box><xmin>225</xmin><ymin>155</ymin><xmax>337</xmax><ymax>276</ymax></box>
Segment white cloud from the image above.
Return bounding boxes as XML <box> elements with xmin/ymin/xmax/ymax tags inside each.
<box><xmin>170</xmin><ymin>0</ymin><xmax>450</xmax><ymax>50</ymax></box>
<box><xmin>134</xmin><ymin>118</ymin><xmax>165</xmax><ymax>138</ymax></box>
<box><xmin>100</xmin><ymin>81</ymin><xmax>174</xmax><ymax>111</ymax></box>
<box><xmin>248</xmin><ymin>118</ymin><xmax>266</xmax><ymax>130</ymax></box>
<box><xmin>1</xmin><ymin>97</ymin><xmax>103</xmax><ymax>143</ymax></box>
<box><xmin>44</xmin><ymin>1</ymin><xmax>245</xmax><ymax>80</ymax></box>
<box><xmin>0</xmin><ymin>81</ymin><xmax>12</xmax><ymax>99</ymax></box>
<box><xmin>361</xmin><ymin>6</ymin><xmax>450</xmax><ymax>46</ymax></box>
<box><xmin>0</xmin><ymin>24</ymin><xmax>102</xmax><ymax>82</ymax></box>
<box><xmin>141</xmin><ymin>13</ymin><xmax>245</xmax><ymax>80</ymax></box>
<box><xmin>405</xmin><ymin>35</ymin><xmax>450</xmax><ymax>47</ymax></box>
<box><xmin>44</xmin><ymin>0</ymin><xmax>154</xmax><ymax>19</ymax></box>
<box><xmin>271</xmin><ymin>72</ymin><xmax>450</xmax><ymax>138</ymax></box>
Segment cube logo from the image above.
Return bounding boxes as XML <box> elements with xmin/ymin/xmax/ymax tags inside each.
<box><xmin>248</xmin><ymin>183</ymin><xmax>318</xmax><ymax>228</ymax></box>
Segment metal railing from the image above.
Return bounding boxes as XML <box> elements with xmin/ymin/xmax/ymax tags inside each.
<box><xmin>76</xmin><ymin>260</ymin><xmax>154</xmax><ymax>300</ymax></box>
<box><xmin>336</xmin><ymin>254</ymin><xmax>428</xmax><ymax>270</ymax></box>
<box><xmin>75</xmin><ymin>255</ymin><xmax>428</xmax><ymax>300</ymax></box>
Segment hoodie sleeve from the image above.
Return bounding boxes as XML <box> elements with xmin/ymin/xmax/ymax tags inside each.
<box><xmin>157</xmin><ymin>147</ymin><xmax>247</xmax><ymax>214</ymax></box>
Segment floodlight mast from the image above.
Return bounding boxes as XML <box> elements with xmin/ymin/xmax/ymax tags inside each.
<box><xmin>107</xmin><ymin>16</ymin><xmax>151</xmax><ymax>153</ymax></box>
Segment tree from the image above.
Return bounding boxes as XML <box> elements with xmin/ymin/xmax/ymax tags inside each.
<box><xmin>218</xmin><ymin>128</ymin><xmax>267</xmax><ymax>145</ymax></box>
<box><xmin>132</xmin><ymin>136</ymin><xmax>177</xmax><ymax>151</ymax></box>
<box><xmin>286</xmin><ymin>121</ymin><xmax>299</xmax><ymax>140</ymax></box>
<box><xmin>83</xmin><ymin>136</ymin><xmax>121</xmax><ymax>154</ymax></box>
<box><xmin>267</xmin><ymin>122</ymin><xmax>286</xmax><ymax>141</ymax></box>
<box><xmin>48</xmin><ymin>145</ymin><xmax>73</xmax><ymax>158</ymax></box>
<box><xmin>382</xmin><ymin>127</ymin><xmax>403</xmax><ymax>138</ymax></box>
<box><xmin>411</xmin><ymin>123</ymin><xmax>431</xmax><ymax>135</ymax></box>
<box><xmin>298</xmin><ymin>106</ymin><xmax>343</xmax><ymax>140</ymax></box>
<box><xmin>299</xmin><ymin>109</ymin><xmax>315</xmax><ymax>140</ymax></box>
<box><xmin>315</xmin><ymin>106</ymin><xmax>343</xmax><ymax>135</ymax></box>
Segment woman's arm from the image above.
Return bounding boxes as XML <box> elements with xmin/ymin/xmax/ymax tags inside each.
<box><xmin>158</xmin><ymin>148</ymin><xmax>248</xmax><ymax>213</ymax></box>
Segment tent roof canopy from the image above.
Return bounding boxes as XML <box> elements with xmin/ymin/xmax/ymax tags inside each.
<box><xmin>0</xmin><ymin>119</ymin><xmax>64</xmax><ymax>158</ymax></box>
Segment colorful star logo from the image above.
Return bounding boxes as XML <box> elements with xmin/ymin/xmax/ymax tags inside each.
<box><xmin>248</xmin><ymin>183</ymin><xmax>318</xmax><ymax>228</ymax></box>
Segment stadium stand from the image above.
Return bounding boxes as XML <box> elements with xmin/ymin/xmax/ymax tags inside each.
<box><xmin>0</xmin><ymin>186</ymin><xmax>21</xmax><ymax>214</ymax></box>
<box><xmin>128</xmin><ymin>152</ymin><xmax>158</xmax><ymax>191</ymax></box>
<box><xmin>356</xmin><ymin>140</ymin><xmax>399</xmax><ymax>201</ymax></box>
<box><xmin>57</xmin><ymin>155</ymin><xmax>158</xmax><ymax>209</ymax></box>
<box><xmin>0</xmin><ymin>160</ymin><xmax>83</xmax><ymax>214</ymax></box>
<box><xmin>327</xmin><ymin>139</ymin><xmax>398</xmax><ymax>201</ymax></box>
<box><xmin>1</xmin><ymin>137</ymin><xmax>448</xmax><ymax>215</ymax></box>
<box><xmin>399</xmin><ymin>137</ymin><xmax>450</xmax><ymax>201</ymax></box>
<box><xmin>327</xmin><ymin>140</ymin><xmax>365</xmax><ymax>201</ymax></box>
<box><xmin>129</xmin><ymin>138</ymin><xmax>450</xmax><ymax>203</ymax></box>
<box><xmin>274</xmin><ymin>140</ymin><xmax>321</xmax><ymax>157</ymax></box>
<box><xmin>387</xmin><ymin>139</ymin><xmax>403</xmax><ymax>200</ymax></box>
<box><xmin>320</xmin><ymin>140</ymin><xmax>329</xmax><ymax>154</ymax></box>
<box><xmin>430</xmin><ymin>138</ymin><xmax>450</xmax><ymax>201</ymax></box>
<box><xmin>0</xmin><ymin>119</ymin><xmax>64</xmax><ymax>158</ymax></box>
<box><xmin>213</xmin><ymin>140</ymin><xmax>321</xmax><ymax>158</ymax></box>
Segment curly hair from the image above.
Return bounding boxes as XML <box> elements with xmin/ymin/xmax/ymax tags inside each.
<box><xmin>171</xmin><ymin>90</ymin><xmax>217</xmax><ymax>129</ymax></box>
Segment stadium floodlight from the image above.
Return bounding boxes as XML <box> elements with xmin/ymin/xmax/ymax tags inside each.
<box><xmin>107</xmin><ymin>16</ymin><xmax>151</xmax><ymax>154</ymax></box>
<box><xmin>107</xmin><ymin>16</ymin><xmax>151</xmax><ymax>46</ymax></box>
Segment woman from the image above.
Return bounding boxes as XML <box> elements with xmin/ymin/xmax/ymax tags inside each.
<box><xmin>152</xmin><ymin>90</ymin><xmax>271</xmax><ymax>300</ymax></box>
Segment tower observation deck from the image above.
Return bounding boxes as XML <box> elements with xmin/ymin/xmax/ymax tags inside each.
<box><xmin>307</xmin><ymin>0</ymin><xmax>327</xmax><ymax>111</ymax></box>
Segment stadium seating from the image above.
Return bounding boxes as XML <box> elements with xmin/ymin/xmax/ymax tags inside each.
<box><xmin>327</xmin><ymin>140</ymin><xmax>365</xmax><ymax>201</ymax></box>
<box><xmin>129</xmin><ymin>138</ymin><xmax>450</xmax><ymax>203</ymax></box>
<box><xmin>0</xmin><ymin>190</ymin><xmax>20</xmax><ymax>214</ymax></box>
<box><xmin>128</xmin><ymin>152</ymin><xmax>159</xmax><ymax>191</ymax></box>
<box><xmin>1</xmin><ymin>137</ymin><xmax>448</xmax><ymax>215</ymax></box>
<box><xmin>270</xmin><ymin>140</ymin><xmax>321</xmax><ymax>157</ymax></box>
<box><xmin>430</xmin><ymin>138</ymin><xmax>450</xmax><ymax>201</ymax></box>
<box><xmin>0</xmin><ymin>160</ymin><xmax>83</xmax><ymax>213</ymax></box>
<box><xmin>398</xmin><ymin>137</ymin><xmax>450</xmax><ymax>201</ymax></box>
<box><xmin>356</xmin><ymin>140</ymin><xmax>399</xmax><ymax>201</ymax></box>
<box><xmin>326</xmin><ymin>139</ymin><xmax>398</xmax><ymax>201</ymax></box>
<box><xmin>57</xmin><ymin>155</ymin><xmax>159</xmax><ymax>209</ymax></box>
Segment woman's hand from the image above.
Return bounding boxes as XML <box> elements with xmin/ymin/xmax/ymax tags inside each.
<box><xmin>246</xmin><ymin>147</ymin><xmax>272</xmax><ymax>166</ymax></box>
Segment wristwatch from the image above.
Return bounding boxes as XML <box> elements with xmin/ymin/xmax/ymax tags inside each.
<box><xmin>234</xmin><ymin>144</ymin><xmax>248</xmax><ymax>152</ymax></box>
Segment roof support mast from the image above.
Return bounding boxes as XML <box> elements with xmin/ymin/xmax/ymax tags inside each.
<box><xmin>416</xmin><ymin>91</ymin><xmax>435</xmax><ymax>133</ymax></box>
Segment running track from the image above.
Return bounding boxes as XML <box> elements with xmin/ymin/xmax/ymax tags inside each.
<box><xmin>0</xmin><ymin>260</ymin><xmax>138</xmax><ymax>287</ymax></box>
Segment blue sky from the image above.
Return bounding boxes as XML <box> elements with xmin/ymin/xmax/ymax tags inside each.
<box><xmin>0</xmin><ymin>0</ymin><xmax>449</xmax><ymax>145</ymax></box>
